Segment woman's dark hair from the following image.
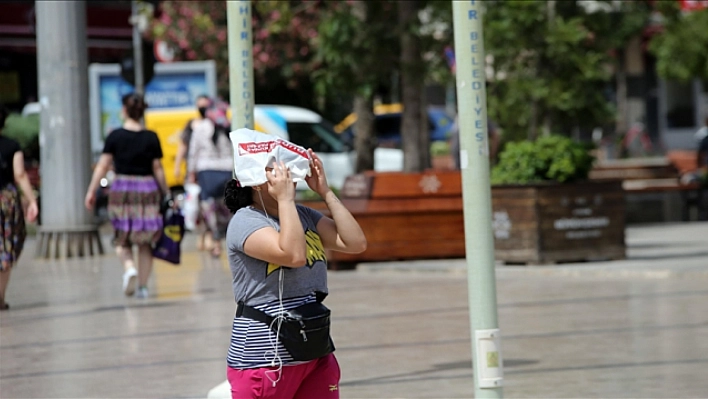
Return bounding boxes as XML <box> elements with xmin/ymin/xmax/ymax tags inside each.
<box><xmin>224</xmin><ymin>179</ymin><xmax>253</xmax><ymax>213</ymax></box>
<box><xmin>0</xmin><ymin>103</ymin><xmax>8</xmax><ymax>130</ymax></box>
<box><xmin>122</xmin><ymin>93</ymin><xmax>147</xmax><ymax>121</ymax></box>
<box><xmin>213</xmin><ymin>125</ymin><xmax>229</xmax><ymax>146</ymax></box>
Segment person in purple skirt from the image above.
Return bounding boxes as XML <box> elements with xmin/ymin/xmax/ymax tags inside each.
<box><xmin>85</xmin><ymin>93</ymin><xmax>168</xmax><ymax>299</ymax></box>
<box><xmin>0</xmin><ymin>104</ymin><xmax>39</xmax><ymax>310</ymax></box>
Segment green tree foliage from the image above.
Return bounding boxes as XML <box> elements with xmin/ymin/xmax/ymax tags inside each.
<box><xmin>3</xmin><ymin>113</ymin><xmax>40</xmax><ymax>161</ymax></box>
<box><xmin>482</xmin><ymin>0</ymin><xmax>649</xmax><ymax>141</ymax></box>
<box><xmin>312</xmin><ymin>1</ymin><xmax>398</xmax><ymax>99</ymax></box>
<box><xmin>491</xmin><ymin>135</ymin><xmax>595</xmax><ymax>184</ymax></box>
<box><xmin>648</xmin><ymin>4</ymin><xmax>708</xmax><ymax>81</ymax></box>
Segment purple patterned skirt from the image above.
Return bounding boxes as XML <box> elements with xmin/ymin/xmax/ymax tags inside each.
<box><xmin>0</xmin><ymin>184</ymin><xmax>26</xmax><ymax>271</ymax></box>
<box><xmin>108</xmin><ymin>175</ymin><xmax>163</xmax><ymax>247</ymax></box>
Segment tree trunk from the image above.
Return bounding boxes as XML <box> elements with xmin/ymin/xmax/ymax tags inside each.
<box><xmin>399</xmin><ymin>0</ymin><xmax>428</xmax><ymax>172</ymax></box>
<box><xmin>615</xmin><ymin>49</ymin><xmax>628</xmax><ymax>136</ymax></box>
<box><xmin>353</xmin><ymin>95</ymin><xmax>376</xmax><ymax>172</ymax></box>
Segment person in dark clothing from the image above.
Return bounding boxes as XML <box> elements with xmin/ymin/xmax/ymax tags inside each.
<box><xmin>85</xmin><ymin>93</ymin><xmax>169</xmax><ymax>299</ymax></box>
<box><xmin>0</xmin><ymin>104</ymin><xmax>39</xmax><ymax>310</ymax></box>
<box><xmin>697</xmin><ymin>117</ymin><xmax>708</xmax><ymax>172</ymax></box>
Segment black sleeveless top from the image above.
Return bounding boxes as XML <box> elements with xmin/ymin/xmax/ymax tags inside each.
<box><xmin>0</xmin><ymin>136</ymin><xmax>21</xmax><ymax>188</ymax></box>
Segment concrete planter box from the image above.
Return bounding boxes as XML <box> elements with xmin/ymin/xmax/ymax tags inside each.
<box><xmin>491</xmin><ymin>181</ymin><xmax>626</xmax><ymax>264</ymax></box>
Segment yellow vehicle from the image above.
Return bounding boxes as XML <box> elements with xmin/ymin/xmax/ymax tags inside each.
<box><xmin>144</xmin><ymin>109</ymin><xmax>199</xmax><ymax>189</ymax></box>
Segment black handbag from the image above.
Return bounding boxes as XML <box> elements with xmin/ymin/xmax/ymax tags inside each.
<box><xmin>237</xmin><ymin>300</ymin><xmax>335</xmax><ymax>361</ymax></box>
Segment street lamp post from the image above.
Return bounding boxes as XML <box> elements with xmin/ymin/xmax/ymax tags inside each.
<box><xmin>131</xmin><ymin>0</ymin><xmax>145</xmax><ymax>95</ymax></box>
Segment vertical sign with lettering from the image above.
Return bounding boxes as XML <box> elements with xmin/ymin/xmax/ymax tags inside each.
<box><xmin>452</xmin><ymin>1</ymin><xmax>504</xmax><ymax>396</ymax></box>
<box><xmin>227</xmin><ymin>0</ymin><xmax>255</xmax><ymax>129</ymax></box>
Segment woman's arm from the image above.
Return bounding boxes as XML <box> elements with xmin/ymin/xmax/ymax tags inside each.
<box><xmin>242</xmin><ymin>163</ymin><xmax>307</xmax><ymax>267</ymax></box>
<box><xmin>152</xmin><ymin>159</ymin><xmax>169</xmax><ymax>196</ymax></box>
<box><xmin>305</xmin><ymin>149</ymin><xmax>366</xmax><ymax>253</ymax></box>
<box><xmin>85</xmin><ymin>153</ymin><xmax>112</xmax><ymax>210</ymax></box>
<box><xmin>316</xmin><ymin>191</ymin><xmax>367</xmax><ymax>254</ymax></box>
<box><xmin>12</xmin><ymin>151</ymin><xmax>38</xmax><ymax>222</ymax></box>
<box><xmin>174</xmin><ymin>140</ymin><xmax>187</xmax><ymax>179</ymax></box>
<box><xmin>186</xmin><ymin>122</ymin><xmax>201</xmax><ymax>182</ymax></box>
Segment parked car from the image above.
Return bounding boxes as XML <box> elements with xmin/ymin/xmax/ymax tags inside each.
<box><xmin>334</xmin><ymin>103</ymin><xmax>456</xmax><ymax>148</ymax></box>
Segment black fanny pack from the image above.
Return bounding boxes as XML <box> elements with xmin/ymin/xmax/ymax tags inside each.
<box><xmin>236</xmin><ymin>300</ymin><xmax>335</xmax><ymax>361</ymax></box>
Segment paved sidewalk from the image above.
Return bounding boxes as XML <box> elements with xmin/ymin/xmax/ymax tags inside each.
<box><xmin>1</xmin><ymin>222</ymin><xmax>707</xmax><ymax>398</ymax></box>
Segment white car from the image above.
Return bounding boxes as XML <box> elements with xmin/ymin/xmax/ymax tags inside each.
<box><xmin>253</xmin><ymin>105</ymin><xmax>403</xmax><ymax>190</ymax></box>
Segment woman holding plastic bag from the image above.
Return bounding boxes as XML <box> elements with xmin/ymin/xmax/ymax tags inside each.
<box><xmin>223</xmin><ymin>129</ymin><xmax>367</xmax><ymax>398</ymax></box>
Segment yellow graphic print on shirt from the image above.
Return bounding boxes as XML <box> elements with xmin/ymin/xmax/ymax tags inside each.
<box><xmin>266</xmin><ymin>229</ymin><xmax>327</xmax><ymax>277</ymax></box>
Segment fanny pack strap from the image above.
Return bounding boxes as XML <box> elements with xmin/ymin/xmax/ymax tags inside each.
<box><xmin>236</xmin><ymin>301</ymin><xmax>274</xmax><ymax>325</ymax></box>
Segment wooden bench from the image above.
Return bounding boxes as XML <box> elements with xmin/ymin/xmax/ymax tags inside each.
<box><xmin>301</xmin><ymin>171</ymin><xmax>467</xmax><ymax>268</ymax></box>
<box><xmin>589</xmin><ymin>156</ymin><xmax>705</xmax><ymax>222</ymax></box>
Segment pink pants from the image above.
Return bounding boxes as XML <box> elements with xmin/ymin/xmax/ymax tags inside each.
<box><xmin>227</xmin><ymin>353</ymin><xmax>341</xmax><ymax>399</ymax></box>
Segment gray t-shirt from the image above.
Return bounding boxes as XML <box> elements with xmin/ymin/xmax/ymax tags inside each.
<box><xmin>226</xmin><ymin>204</ymin><xmax>328</xmax><ymax>305</ymax></box>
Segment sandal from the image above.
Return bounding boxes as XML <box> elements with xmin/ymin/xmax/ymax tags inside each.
<box><xmin>0</xmin><ymin>302</ymin><xmax>9</xmax><ymax>311</ymax></box>
<box><xmin>210</xmin><ymin>247</ymin><xmax>222</xmax><ymax>259</ymax></box>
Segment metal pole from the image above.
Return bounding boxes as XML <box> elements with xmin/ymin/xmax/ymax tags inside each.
<box><xmin>131</xmin><ymin>0</ymin><xmax>144</xmax><ymax>94</ymax></box>
<box><xmin>36</xmin><ymin>0</ymin><xmax>93</xmax><ymax>230</ymax></box>
<box><xmin>452</xmin><ymin>1</ymin><xmax>503</xmax><ymax>397</ymax></box>
<box><xmin>227</xmin><ymin>0</ymin><xmax>255</xmax><ymax>130</ymax></box>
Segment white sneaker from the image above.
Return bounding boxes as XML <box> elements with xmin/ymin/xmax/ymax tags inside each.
<box><xmin>134</xmin><ymin>286</ymin><xmax>149</xmax><ymax>299</ymax></box>
<box><xmin>122</xmin><ymin>268</ymin><xmax>137</xmax><ymax>296</ymax></box>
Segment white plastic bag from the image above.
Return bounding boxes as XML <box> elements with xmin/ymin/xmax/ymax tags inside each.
<box><xmin>230</xmin><ymin>128</ymin><xmax>311</xmax><ymax>187</ymax></box>
<box><xmin>182</xmin><ymin>183</ymin><xmax>201</xmax><ymax>231</ymax></box>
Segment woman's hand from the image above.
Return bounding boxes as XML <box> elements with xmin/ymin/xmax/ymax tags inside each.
<box><xmin>305</xmin><ymin>149</ymin><xmax>331</xmax><ymax>198</ymax></box>
<box><xmin>25</xmin><ymin>201</ymin><xmax>38</xmax><ymax>223</ymax></box>
<box><xmin>266</xmin><ymin>161</ymin><xmax>295</xmax><ymax>202</ymax></box>
<box><xmin>173</xmin><ymin>164</ymin><xmax>182</xmax><ymax>179</ymax></box>
<box><xmin>84</xmin><ymin>190</ymin><xmax>96</xmax><ymax>211</ymax></box>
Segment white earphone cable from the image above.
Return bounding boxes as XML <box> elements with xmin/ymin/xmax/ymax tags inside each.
<box><xmin>257</xmin><ymin>190</ymin><xmax>286</xmax><ymax>387</ymax></box>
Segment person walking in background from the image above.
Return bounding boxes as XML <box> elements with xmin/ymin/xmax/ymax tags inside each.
<box><xmin>84</xmin><ymin>93</ymin><xmax>168</xmax><ymax>299</ymax></box>
<box><xmin>0</xmin><ymin>104</ymin><xmax>39</xmax><ymax>310</ymax></box>
<box><xmin>223</xmin><ymin>148</ymin><xmax>367</xmax><ymax>398</ymax></box>
<box><xmin>174</xmin><ymin>94</ymin><xmax>213</xmax><ymax>252</ymax></box>
<box><xmin>187</xmin><ymin>96</ymin><xmax>233</xmax><ymax>258</ymax></box>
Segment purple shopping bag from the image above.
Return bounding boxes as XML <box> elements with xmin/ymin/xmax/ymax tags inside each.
<box><xmin>153</xmin><ymin>208</ymin><xmax>185</xmax><ymax>265</ymax></box>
